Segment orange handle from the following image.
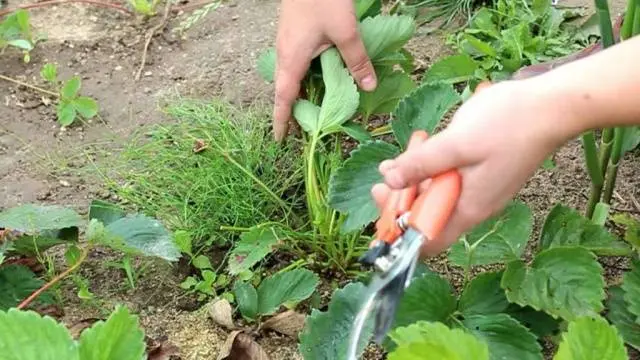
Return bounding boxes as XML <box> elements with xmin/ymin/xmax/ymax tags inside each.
<box><xmin>375</xmin><ymin>130</ymin><xmax>428</xmax><ymax>243</ymax></box>
<box><xmin>407</xmin><ymin>169</ymin><xmax>461</xmax><ymax>241</ymax></box>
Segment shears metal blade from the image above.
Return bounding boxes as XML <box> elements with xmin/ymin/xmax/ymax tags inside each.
<box><xmin>346</xmin><ymin>130</ymin><xmax>462</xmax><ymax>360</ymax></box>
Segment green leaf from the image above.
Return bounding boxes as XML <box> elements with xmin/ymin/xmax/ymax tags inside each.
<box><xmin>64</xmin><ymin>245</ymin><xmax>82</xmax><ymax>266</ymax></box>
<box><xmin>607</xmin><ymin>286</ymin><xmax>640</xmax><ymax>351</ymax></box>
<box><xmin>449</xmin><ymin>200</ymin><xmax>533</xmax><ymax>268</ymax></box>
<box><xmin>611</xmin><ymin>213</ymin><xmax>640</xmax><ymax>249</ymax></box>
<box><xmin>40</xmin><ymin>63</ymin><xmax>57</xmax><ymax>83</ymax></box>
<box><xmin>501</xmin><ymin>247</ymin><xmax>605</xmax><ymax>321</ymax></box>
<box><xmin>89</xmin><ymin>200</ymin><xmax>125</xmax><ymax>226</ymax></box>
<box><xmin>359</xmin><ymin>14</ymin><xmax>416</xmax><ymax>60</ymax></box>
<box><xmin>57</xmin><ymin>101</ymin><xmax>77</xmax><ymax>126</ymax></box>
<box><xmin>233</xmin><ymin>281</ymin><xmax>258</xmax><ymax>321</ymax></box>
<box><xmin>0</xmin><ymin>204</ymin><xmax>82</xmax><ymax>233</ymax></box>
<box><xmin>78</xmin><ymin>306</ymin><xmax>146</xmax><ymax>360</ymax></box>
<box><xmin>173</xmin><ymin>230</ymin><xmax>192</xmax><ymax>256</ymax></box>
<box><xmin>539</xmin><ymin>204</ymin><xmax>631</xmax><ymax>256</ymax></box>
<box><xmin>341</xmin><ymin>121</ymin><xmax>373</xmax><ymax>143</ymax></box>
<box><xmin>358</xmin><ymin>70</ymin><xmax>415</xmax><ymax>119</ymax></box>
<box><xmin>192</xmin><ymin>255</ymin><xmax>212</xmax><ymax>269</ymax></box>
<box><xmin>10</xmin><ymin>226</ymin><xmax>79</xmax><ymax>256</ymax></box>
<box><xmin>293</xmin><ymin>99</ymin><xmax>321</xmax><ymax>133</ymax></box>
<box><xmin>61</xmin><ymin>76</ymin><xmax>81</xmax><ymax>99</ymax></box>
<box><xmin>470</xmin><ymin>8</ymin><xmax>499</xmax><ymax>38</ymax></box>
<box><xmin>103</xmin><ymin>214</ymin><xmax>180</xmax><ymax>261</ymax></box>
<box><xmin>227</xmin><ymin>226</ymin><xmax>282</xmax><ymax>276</ymax></box>
<box><xmin>391</xmin><ymin>83</ymin><xmax>461</xmax><ymax>148</ymax></box>
<box><xmin>461</xmin><ymin>314</ymin><xmax>543</xmax><ymax>360</ymax></box>
<box><xmin>299</xmin><ymin>282</ymin><xmax>374</xmax><ymax>360</ymax></box>
<box><xmin>393</xmin><ymin>271</ymin><xmax>456</xmax><ymax>330</ymax></box>
<box><xmin>620</xmin><ymin>126</ymin><xmax>640</xmax><ymax>154</ymax></box>
<box><xmin>0</xmin><ymin>308</ymin><xmax>78</xmax><ymax>360</ymax></box>
<box><xmin>355</xmin><ymin>0</ymin><xmax>381</xmax><ymax>19</ymax></box>
<box><xmin>554</xmin><ymin>316</ymin><xmax>627</xmax><ymax>360</ymax></box>
<box><xmin>0</xmin><ymin>265</ymin><xmax>44</xmax><ymax>310</ymax></box>
<box><xmin>7</xmin><ymin>39</ymin><xmax>32</xmax><ymax>50</ymax></box>
<box><xmin>388</xmin><ymin>321</ymin><xmax>489</xmax><ymax>360</ymax></box>
<box><xmin>505</xmin><ymin>303</ymin><xmax>561</xmax><ymax>338</ymax></box>
<box><xmin>458</xmin><ymin>271</ymin><xmax>508</xmax><ymax>316</ymax></box>
<box><xmin>422</xmin><ymin>54</ymin><xmax>479</xmax><ymax>85</ymax></box>
<box><xmin>72</xmin><ymin>96</ymin><xmax>98</xmax><ymax>119</ymax></box>
<box><xmin>256</xmin><ymin>268</ymin><xmax>319</xmax><ymax>316</ymax></box>
<box><xmin>328</xmin><ymin>141</ymin><xmax>399</xmax><ymax>232</ymax></box>
<box><xmin>621</xmin><ymin>259</ymin><xmax>640</xmax><ymax>323</ymax></box>
<box><xmin>256</xmin><ymin>47</ymin><xmax>276</xmax><ymax>83</ymax></box>
<box><xmin>316</xmin><ymin>48</ymin><xmax>360</xmax><ymax>133</ymax></box>
<box><xmin>461</xmin><ymin>34</ymin><xmax>496</xmax><ymax>57</ymax></box>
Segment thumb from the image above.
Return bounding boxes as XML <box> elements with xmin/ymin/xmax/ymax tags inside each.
<box><xmin>335</xmin><ymin>34</ymin><xmax>377</xmax><ymax>92</ymax></box>
<box><xmin>379</xmin><ymin>132</ymin><xmax>468</xmax><ymax>189</ymax></box>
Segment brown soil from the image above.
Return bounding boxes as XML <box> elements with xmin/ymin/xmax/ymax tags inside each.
<box><xmin>1</xmin><ymin>0</ymin><xmax>639</xmax><ymax>359</ymax></box>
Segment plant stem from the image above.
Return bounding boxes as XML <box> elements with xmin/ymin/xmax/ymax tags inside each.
<box><xmin>581</xmin><ymin>131</ymin><xmax>603</xmax><ymax>217</ymax></box>
<box><xmin>595</xmin><ymin>0</ymin><xmax>616</xmax><ymax>47</ymax></box>
<box><xmin>0</xmin><ymin>74</ymin><xmax>58</xmax><ymax>97</ymax></box>
<box><xmin>18</xmin><ymin>246</ymin><xmax>89</xmax><ymax>309</ymax></box>
<box><xmin>0</xmin><ymin>0</ymin><xmax>133</xmax><ymax>17</ymax></box>
<box><xmin>633</xmin><ymin>5</ymin><xmax>640</xmax><ymax>34</ymax></box>
<box><xmin>603</xmin><ymin>127</ymin><xmax>627</xmax><ymax>203</ymax></box>
<box><xmin>622</xmin><ymin>0</ymin><xmax>637</xmax><ymax>39</ymax></box>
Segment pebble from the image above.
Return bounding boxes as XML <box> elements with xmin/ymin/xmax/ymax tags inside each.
<box><xmin>59</xmin><ymin>180</ymin><xmax>71</xmax><ymax>187</ymax></box>
<box><xmin>115</xmin><ymin>65</ymin><xmax>123</xmax><ymax>71</ymax></box>
<box><xmin>144</xmin><ymin>71</ymin><xmax>152</xmax><ymax>77</ymax></box>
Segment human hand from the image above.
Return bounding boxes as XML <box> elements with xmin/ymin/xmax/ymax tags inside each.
<box><xmin>371</xmin><ymin>80</ymin><xmax>577</xmax><ymax>257</ymax></box>
<box><xmin>273</xmin><ymin>0</ymin><xmax>377</xmax><ymax>141</ymax></box>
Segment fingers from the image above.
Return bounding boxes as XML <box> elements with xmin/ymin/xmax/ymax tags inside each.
<box><xmin>335</xmin><ymin>34</ymin><xmax>377</xmax><ymax>91</ymax></box>
<box><xmin>371</xmin><ymin>183</ymin><xmax>390</xmax><ymax>209</ymax></box>
<box><xmin>273</xmin><ymin>40</ymin><xmax>314</xmax><ymax>142</ymax></box>
<box><xmin>379</xmin><ymin>133</ymin><xmax>470</xmax><ymax>189</ymax></box>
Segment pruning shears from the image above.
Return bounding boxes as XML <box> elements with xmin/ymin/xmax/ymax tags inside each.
<box><xmin>347</xmin><ymin>130</ymin><xmax>462</xmax><ymax>360</ymax></box>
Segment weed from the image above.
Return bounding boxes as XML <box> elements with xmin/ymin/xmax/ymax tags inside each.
<box><xmin>0</xmin><ymin>9</ymin><xmax>40</xmax><ymax>62</ymax></box>
<box><xmin>103</xmin><ymin>99</ymin><xmax>305</xmax><ymax>251</ymax></box>
<box><xmin>129</xmin><ymin>0</ymin><xmax>160</xmax><ymax>16</ymax></box>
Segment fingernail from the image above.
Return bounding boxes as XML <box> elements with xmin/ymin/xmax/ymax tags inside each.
<box><xmin>379</xmin><ymin>160</ymin><xmax>395</xmax><ymax>174</ymax></box>
<box><xmin>361</xmin><ymin>75</ymin><xmax>376</xmax><ymax>92</ymax></box>
<box><xmin>384</xmin><ymin>170</ymin><xmax>405</xmax><ymax>189</ymax></box>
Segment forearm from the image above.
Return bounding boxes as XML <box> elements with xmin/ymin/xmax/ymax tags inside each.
<box><xmin>525</xmin><ymin>35</ymin><xmax>640</xmax><ymax>140</ymax></box>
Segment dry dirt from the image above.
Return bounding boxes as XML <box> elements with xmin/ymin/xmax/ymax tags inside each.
<box><xmin>1</xmin><ymin>0</ymin><xmax>639</xmax><ymax>359</ymax></box>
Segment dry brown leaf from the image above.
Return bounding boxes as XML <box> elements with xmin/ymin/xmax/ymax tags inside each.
<box><xmin>217</xmin><ymin>330</ymin><xmax>270</xmax><ymax>360</ymax></box>
<box><xmin>260</xmin><ymin>310</ymin><xmax>305</xmax><ymax>337</ymax></box>
<box><xmin>68</xmin><ymin>318</ymin><xmax>101</xmax><ymax>339</ymax></box>
<box><xmin>207</xmin><ymin>298</ymin><xmax>236</xmax><ymax>330</ymax></box>
<box><xmin>192</xmin><ymin>139</ymin><xmax>208</xmax><ymax>153</ymax></box>
<box><xmin>146</xmin><ymin>335</ymin><xmax>181</xmax><ymax>360</ymax></box>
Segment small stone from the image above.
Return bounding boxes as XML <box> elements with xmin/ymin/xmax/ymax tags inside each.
<box><xmin>99</xmin><ymin>190</ymin><xmax>110</xmax><ymax>199</ymax></box>
<box><xmin>37</xmin><ymin>191</ymin><xmax>52</xmax><ymax>200</ymax></box>
<box><xmin>231</xmin><ymin>15</ymin><xmax>239</xmax><ymax>20</ymax></box>
<box><xmin>59</xmin><ymin>180</ymin><xmax>71</xmax><ymax>187</ymax></box>
<box><xmin>144</xmin><ymin>71</ymin><xmax>152</xmax><ymax>77</ymax></box>
<box><xmin>144</xmin><ymin>87</ymin><xmax>152</xmax><ymax>94</ymax></box>
<box><xmin>115</xmin><ymin>65</ymin><xmax>123</xmax><ymax>71</ymax></box>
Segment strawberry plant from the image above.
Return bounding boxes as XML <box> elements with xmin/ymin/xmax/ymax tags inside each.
<box><xmin>0</xmin><ymin>305</ymin><xmax>149</xmax><ymax>360</ymax></box>
<box><xmin>0</xmin><ymin>200</ymin><xmax>180</xmax><ymax>310</ymax></box>
<box><xmin>254</xmin><ymin>0</ymin><xmax>462</xmax><ymax>271</ymax></box>
<box><xmin>40</xmin><ymin>63</ymin><xmax>99</xmax><ymax>127</ymax></box>
<box><xmin>0</xmin><ymin>9</ymin><xmax>39</xmax><ymax>62</ymax></box>
<box><xmin>298</xmin><ymin>201</ymin><xmax>635</xmax><ymax>359</ymax></box>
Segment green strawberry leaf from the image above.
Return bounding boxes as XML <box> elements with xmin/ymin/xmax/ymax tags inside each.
<box><xmin>233</xmin><ymin>281</ymin><xmax>258</xmax><ymax>321</ymax></box>
<box><xmin>501</xmin><ymin>247</ymin><xmax>605</xmax><ymax>321</ymax></box>
<box><xmin>8</xmin><ymin>39</ymin><xmax>33</xmax><ymax>50</ymax></box>
<box><xmin>461</xmin><ymin>314</ymin><xmax>543</xmax><ymax>360</ymax></box>
<box><xmin>227</xmin><ymin>226</ymin><xmax>282</xmax><ymax>276</ymax></box>
<box><xmin>449</xmin><ymin>200</ymin><xmax>533</xmax><ymax>268</ymax></box>
<box><xmin>293</xmin><ymin>99</ymin><xmax>321</xmax><ymax>133</ymax></box>
<box><xmin>554</xmin><ymin>316</ymin><xmax>627</xmax><ymax>360</ymax></box>
<box><xmin>539</xmin><ymin>204</ymin><xmax>631</xmax><ymax>256</ymax></box>
<box><xmin>0</xmin><ymin>204</ymin><xmax>82</xmax><ymax>233</ymax></box>
<box><xmin>340</xmin><ymin>120</ymin><xmax>373</xmax><ymax>143</ymax></box>
<box><xmin>61</xmin><ymin>76</ymin><xmax>81</xmax><ymax>99</ymax></box>
<box><xmin>72</xmin><ymin>96</ymin><xmax>98</xmax><ymax>119</ymax></box>
<box><xmin>606</xmin><ymin>286</ymin><xmax>640</xmax><ymax>351</ymax></box>
<box><xmin>621</xmin><ymin>259</ymin><xmax>640</xmax><ymax>323</ymax></box>
<box><xmin>328</xmin><ymin>141</ymin><xmax>400</xmax><ymax>233</ymax></box>
<box><xmin>40</xmin><ymin>63</ymin><xmax>57</xmax><ymax>83</ymax></box>
<box><xmin>391</xmin><ymin>83</ymin><xmax>461</xmax><ymax>148</ymax></box>
<box><xmin>88</xmin><ymin>200</ymin><xmax>125</xmax><ymax>226</ymax></box>
<box><xmin>102</xmin><ymin>214</ymin><xmax>180</xmax><ymax>261</ymax></box>
<box><xmin>505</xmin><ymin>303</ymin><xmax>561</xmax><ymax>338</ymax></box>
<box><xmin>359</xmin><ymin>14</ymin><xmax>416</xmax><ymax>60</ymax></box>
<box><xmin>256</xmin><ymin>47</ymin><xmax>276</xmax><ymax>83</ymax></box>
<box><xmin>458</xmin><ymin>271</ymin><xmax>509</xmax><ymax>316</ymax></box>
<box><xmin>78</xmin><ymin>306</ymin><xmax>146</xmax><ymax>360</ymax></box>
<box><xmin>355</xmin><ymin>0</ymin><xmax>381</xmax><ymax>19</ymax></box>
<box><xmin>610</xmin><ymin>213</ymin><xmax>640</xmax><ymax>249</ymax></box>
<box><xmin>57</xmin><ymin>100</ymin><xmax>77</xmax><ymax>126</ymax></box>
<box><xmin>358</xmin><ymin>70</ymin><xmax>415</xmax><ymax>119</ymax></box>
<box><xmin>299</xmin><ymin>282</ymin><xmax>374</xmax><ymax>360</ymax></box>
<box><xmin>0</xmin><ymin>308</ymin><xmax>78</xmax><ymax>360</ymax></box>
<box><xmin>0</xmin><ymin>265</ymin><xmax>45</xmax><ymax>310</ymax></box>
<box><xmin>257</xmin><ymin>268</ymin><xmax>319</xmax><ymax>316</ymax></box>
<box><xmin>422</xmin><ymin>54</ymin><xmax>479</xmax><ymax>85</ymax></box>
<box><xmin>317</xmin><ymin>48</ymin><xmax>360</xmax><ymax>133</ymax></box>
<box><xmin>392</xmin><ymin>270</ymin><xmax>456</xmax><ymax>331</ymax></box>
<box><xmin>388</xmin><ymin>321</ymin><xmax>490</xmax><ymax>360</ymax></box>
